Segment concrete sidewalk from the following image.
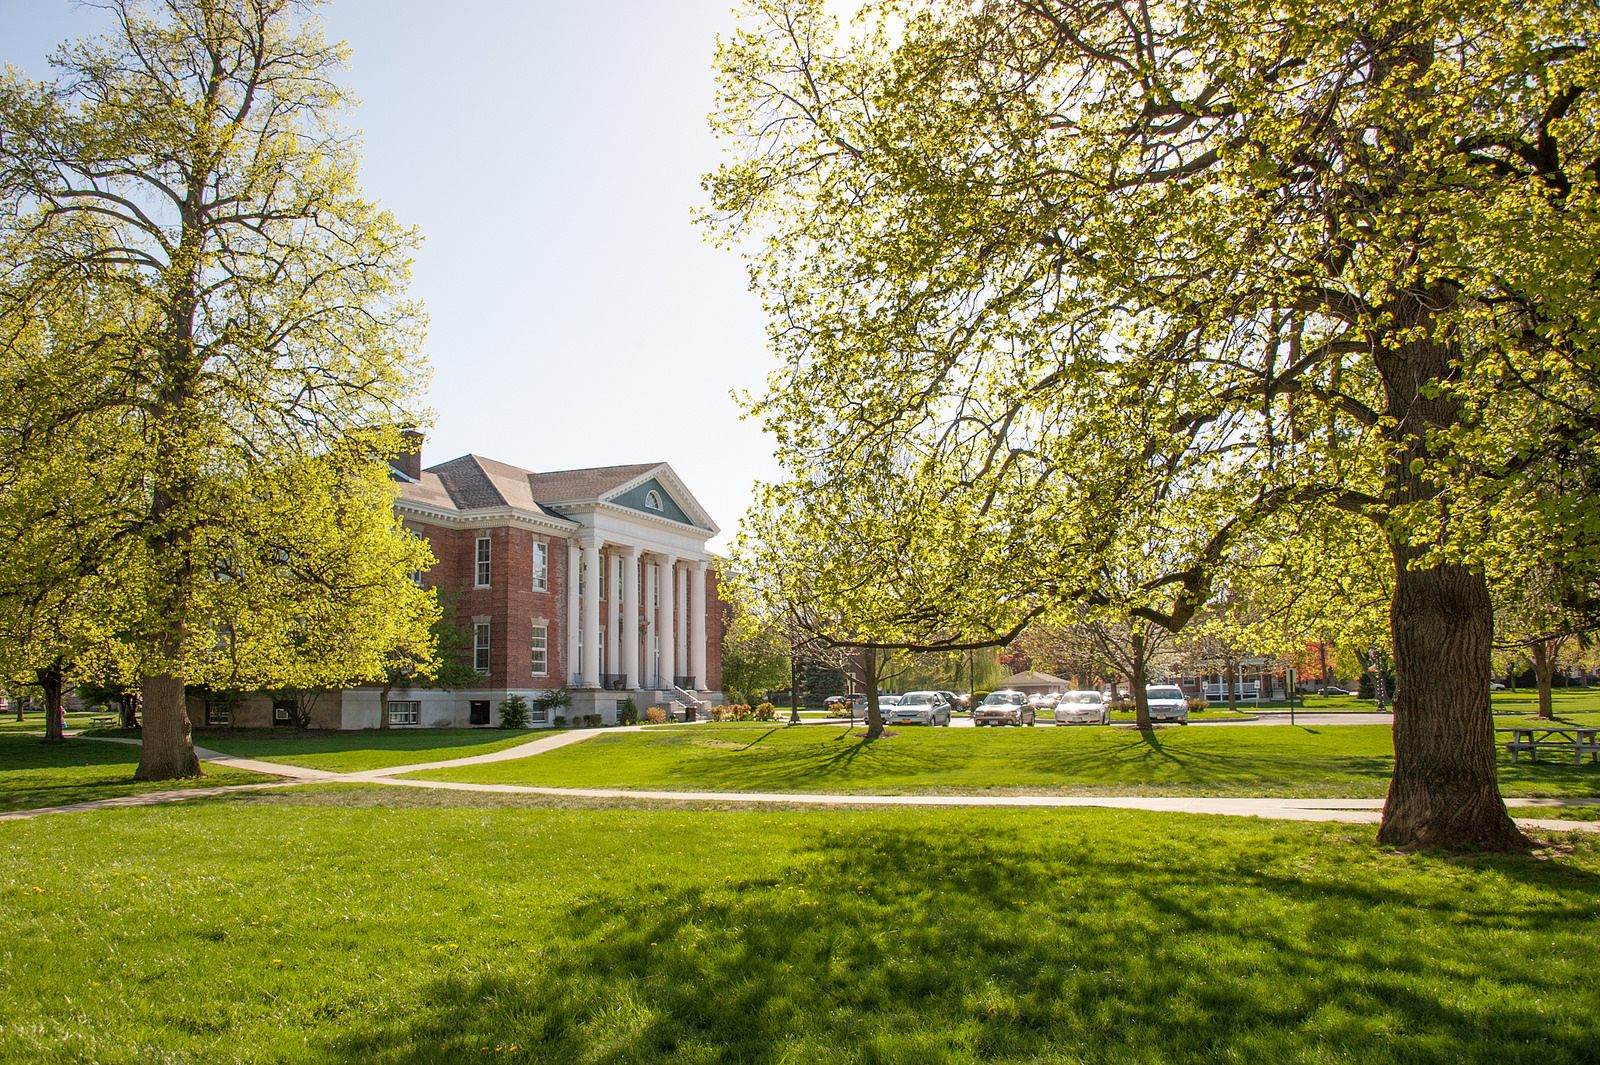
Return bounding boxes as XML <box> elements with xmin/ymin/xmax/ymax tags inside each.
<box><xmin>363</xmin><ymin>777</ymin><xmax>1600</xmax><ymax>831</ymax></box>
<box><xmin>16</xmin><ymin>728</ymin><xmax>1593</xmax><ymax>834</ymax></box>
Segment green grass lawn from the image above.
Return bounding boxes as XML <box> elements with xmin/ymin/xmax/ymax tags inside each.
<box><xmin>178</xmin><ymin>727</ymin><xmax>546</xmax><ymax>773</ymax></box>
<box><xmin>0</xmin><ymin>734</ymin><xmax>277</xmax><ymax>813</ymax></box>
<box><xmin>2</xmin><ymin>792</ymin><xmax>1597</xmax><ymax>1064</ymax></box>
<box><xmin>405</xmin><ymin>723</ymin><xmax>1600</xmax><ymax>799</ymax></box>
<box><xmin>0</xmin><ymin>709</ymin><xmax>129</xmax><ymax>737</ymax></box>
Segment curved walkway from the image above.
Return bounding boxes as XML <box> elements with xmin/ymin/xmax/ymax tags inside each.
<box><xmin>3</xmin><ymin>727</ymin><xmax>1595</xmax><ymax>834</ymax></box>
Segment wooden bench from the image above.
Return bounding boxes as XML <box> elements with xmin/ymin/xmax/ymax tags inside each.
<box><xmin>1497</xmin><ymin>727</ymin><xmax>1600</xmax><ymax>765</ymax></box>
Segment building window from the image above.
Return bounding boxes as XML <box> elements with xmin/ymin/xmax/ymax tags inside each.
<box><xmin>206</xmin><ymin>699</ymin><xmax>231</xmax><ymax>726</ymax></box>
<box><xmin>388</xmin><ymin>700</ymin><xmax>419</xmax><ymax>726</ymax></box>
<box><xmin>530</xmin><ymin>701</ymin><xmax>547</xmax><ymax>723</ymax></box>
<box><xmin>645</xmin><ymin>490</ymin><xmax>663</xmax><ymax>511</ymax></box>
<box><xmin>599</xmin><ymin>558</ymin><xmax>607</xmax><ymax>601</ymax></box>
<box><xmin>475</xmin><ymin>622</ymin><xmax>491</xmax><ymax>673</ymax></box>
<box><xmin>532</xmin><ymin>541</ymin><xmax>548</xmax><ymax>591</ymax></box>
<box><xmin>531</xmin><ymin>624</ymin><xmax>548</xmax><ymax>677</ymax></box>
<box><xmin>476</xmin><ymin>536</ymin><xmax>491</xmax><ymax>587</ymax></box>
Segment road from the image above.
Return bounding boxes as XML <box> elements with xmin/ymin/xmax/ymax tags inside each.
<box><xmin>816</xmin><ymin>710</ymin><xmax>1395</xmax><ymax>729</ymax></box>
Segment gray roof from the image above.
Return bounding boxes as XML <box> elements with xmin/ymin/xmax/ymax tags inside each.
<box><xmin>398</xmin><ymin>455</ymin><xmax>681</xmax><ymax>525</ymax></box>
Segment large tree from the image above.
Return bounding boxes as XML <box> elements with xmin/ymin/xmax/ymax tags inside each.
<box><xmin>0</xmin><ymin>0</ymin><xmax>432</xmax><ymax>778</ymax></box>
<box><xmin>709</xmin><ymin>0</ymin><xmax>1600</xmax><ymax>848</ymax></box>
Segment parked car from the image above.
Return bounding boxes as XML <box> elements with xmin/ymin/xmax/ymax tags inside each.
<box><xmin>937</xmin><ymin>690</ymin><xmax>967</xmax><ymax>712</ymax></box>
<box><xmin>1145</xmin><ymin>685</ymin><xmax>1190</xmax><ymax>724</ymax></box>
<box><xmin>973</xmin><ymin>689</ymin><xmax>1036</xmax><ymax>727</ymax></box>
<box><xmin>1317</xmin><ymin>686</ymin><xmax>1352</xmax><ymax>696</ymax></box>
<box><xmin>1054</xmin><ymin>690</ymin><xmax>1109</xmax><ymax>726</ymax></box>
<box><xmin>885</xmin><ymin>690</ymin><xmax>952</xmax><ymax>726</ymax></box>
<box><xmin>1489</xmin><ymin>681</ymin><xmax>1507</xmax><ymax>692</ymax></box>
<box><xmin>1029</xmin><ymin>693</ymin><xmax>1060</xmax><ymax>710</ymax></box>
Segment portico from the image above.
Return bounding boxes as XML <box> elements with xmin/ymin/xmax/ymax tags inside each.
<box><xmin>569</xmin><ymin>543</ymin><xmax>713</xmax><ymax>694</ymax></box>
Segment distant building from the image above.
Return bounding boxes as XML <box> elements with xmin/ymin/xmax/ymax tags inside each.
<box><xmin>204</xmin><ymin>437</ymin><xmax>725</xmax><ymax>729</ymax></box>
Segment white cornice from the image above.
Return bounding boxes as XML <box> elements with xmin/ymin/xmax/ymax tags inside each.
<box><xmin>552</xmin><ymin>499</ymin><xmax>717</xmax><ymax>540</ymax></box>
<box><xmin>396</xmin><ymin>500</ymin><xmax>579</xmax><ymax>535</ymax></box>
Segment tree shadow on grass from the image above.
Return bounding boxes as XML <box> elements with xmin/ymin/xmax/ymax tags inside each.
<box><xmin>327</xmin><ymin>819</ymin><xmax>1600</xmax><ymax>1065</ymax></box>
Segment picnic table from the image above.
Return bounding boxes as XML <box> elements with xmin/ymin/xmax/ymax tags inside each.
<box><xmin>89</xmin><ymin>715</ymin><xmax>115</xmax><ymax>728</ymax></box>
<box><xmin>1496</xmin><ymin>726</ymin><xmax>1600</xmax><ymax>765</ymax></box>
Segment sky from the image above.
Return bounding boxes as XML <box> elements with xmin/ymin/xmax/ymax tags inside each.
<box><xmin>0</xmin><ymin>0</ymin><xmax>782</xmax><ymax>551</ymax></box>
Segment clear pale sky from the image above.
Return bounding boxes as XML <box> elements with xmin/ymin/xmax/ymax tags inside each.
<box><xmin>0</xmin><ymin>0</ymin><xmax>780</xmax><ymax>550</ymax></box>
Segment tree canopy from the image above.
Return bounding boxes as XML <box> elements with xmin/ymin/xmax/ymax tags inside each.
<box><xmin>0</xmin><ymin>0</ymin><xmax>434</xmax><ymax>777</ymax></box>
<box><xmin>709</xmin><ymin>0</ymin><xmax>1600</xmax><ymax>848</ymax></box>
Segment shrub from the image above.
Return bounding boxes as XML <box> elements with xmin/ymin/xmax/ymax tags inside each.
<box><xmin>755</xmin><ymin>702</ymin><xmax>777</xmax><ymax>721</ymax></box>
<box><xmin>645</xmin><ymin>707</ymin><xmax>666</xmax><ymax>724</ymax></box>
<box><xmin>583</xmin><ymin>713</ymin><xmax>602</xmax><ymax>728</ymax></box>
<box><xmin>1109</xmin><ymin>699</ymin><xmax>1136</xmax><ymax>714</ymax></box>
<box><xmin>617</xmin><ymin>697</ymin><xmax>639</xmax><ymax>725</ymax></box>
<box><xmin>553</xmin><ymin>715</ymin><xmax>567</xmax><ymax>728</ymax></box>
<box><xmin>1186</xmin><ymin>697</ymin><xmax>1210</xmax><ymax>713</ymax></box>
<box><xmin>827</xmin><ymin>700</ymin><xmax>855</xmax><ymax>718</ymax></box>
<box><xmin>729</xmin><ymin>704</ymin><xmax>754</xmax><ymax>721</ymax></box>
<box><xmin>532</xmin><ymin>688</ymin><xmax>573</xmax><ymax>717</ymax></box>
<box><xmin>707</xmin><ymin>705</ymin><xmax>727</xmax><ymax>722</ymax></box>
<box><xmin>496</xmin><ymin>695</ymin><xmax>531</xmax><ymax>729</ymax></box>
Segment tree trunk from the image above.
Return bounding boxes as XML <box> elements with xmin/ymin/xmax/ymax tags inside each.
<box><xmin>38</xmin><ymin>661</ymin><xmax>65</xmax><ymax>744</ymax></box>
<box><xmin>1531</xmin><ymin>641</ymin><xmax>1554</xmax><ymax>721</ymax></box>
<box><xmin>1131</xmin><ymin>632</ymin><xmax>1151</xmax><ymax>730</ymax></box>
<box><xmin>1225</xmin><ymin>657</ymin><xmax>1238</xmax><ymax>713</ymax></box>
<box><xmin>1376</xmin><ymin>560</ymin><xmax>1525</xmax><ymax>850</ymax></box>
<box><xmin>379</xmin><ymin>679</ymin><xmax>393</xmax><ymax>729</ymax></box>
<box><xmin>135</xmin><ymin>672</ymin><xmax>201</xmax><ymax>780</ymax></box>
<box><xmin>861</xmin><ymin>647</ymin><xmax>884</xmax><ymax>740</ymax></box>
<box><xmin>118</xmin><ymin>692</ymin><xmax>140</xmax><ymax>729</ymax></box>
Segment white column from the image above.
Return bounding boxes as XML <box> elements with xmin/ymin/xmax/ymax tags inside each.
<box><xmin>610</xmin><ymin>551</ymin><xmax>623</xmax><ymax>682</ymax></box>
<box><xmin>675</xmin><ymin>564</ymin><xmax>689</xmax><ymax>672</ymax></box>
<box><xmin>566</xmin><ymin>542</ymin><xmax>580</xmax><ymax>687</ymax></box>
<box><xmin>622</xmin><ymin>546</ymin><xmax>640</xmax><ymax>690</ymax></box>
<box><xmin>690</xmin><ymin>560</ymin><xmax>708</xmax><ymax>690</ymax></box>
<box><xmin>580</xmin><ymin>537</ymin><xmax>600</xmax><ymax>688</ymax></box>
<box><xmin>658</xmin><ymin>554</ymin><xmax>677</xmax><ymax>690</ymax></box>
<box><xmin>644</xmin><ymin>563</ymin><xmax>658</xmax><ymax>689</ymax></box>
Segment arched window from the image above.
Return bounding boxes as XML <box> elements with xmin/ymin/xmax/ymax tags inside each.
<box><xmin>645</xmin><ymin>490</ymin><xmax>663</xmax><ymax>511</ymax></box>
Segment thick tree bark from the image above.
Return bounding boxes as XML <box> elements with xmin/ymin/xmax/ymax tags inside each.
<box><xmin>1225</xmin><ymin>657</ymin><xmax>1238</xmax><ymax>713</ymax></box>
<box><xmin>117</xmin><ymin>692</ymin><xmax>139</xmax><ymax>729</ymax></box>
<box><xmin>861</xmin><ymin>647</ymin><xmax>884</xmax><ymax>740</ymax></box>
<box><xmin>135</xmin><ymin>672</ymin><xmax>201</xmax><ymax>780</ymax></box>
<box><xmin>1371</xmin><ymin>313</ymin><xmax>1526</xmax><ymax>850</ymax></box>
<box><xmin>1131</xmin><ymin>632</ymin><xmax>1151</xmax><ymax>730</ymax></box>
<box><xmin>378</xmin><ymin>679</ymin><xmax>393</xmax><ymax>729</ymax></box>
<box><xmin>1377</xmin><ymin>560</ymin><xmax>1525</xmax><ymax>849</ymax></box>
<box><xmin>38</xmin><ymin>661</ymin><xmax>65</xmax><ymax>744</ymax></box>
<box><xmin>1530</xmin><ymin>642</ymin><xmax>1555</xmax><ymax>720</ymax></box>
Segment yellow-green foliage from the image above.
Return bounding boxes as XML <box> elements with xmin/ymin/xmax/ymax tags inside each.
<box><xmin>0</xmin><ymin>2</ymin><xmax>434</xmax><ymax>725</ymax></box>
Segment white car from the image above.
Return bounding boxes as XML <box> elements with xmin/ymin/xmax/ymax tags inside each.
<box><xmin>1145</xmin><ymin>684</ymin><xmax>1190</xmax><ymax>724</ymax></box>
<box><xmin>1054</xmin><ymin>690</ymin><xmax>1109</xmax><ymax>726</ymax></box>
<box><xmin>884</xmin><ymin>691</ymin><xmax>952</xmax><ymax>726</ymax></box>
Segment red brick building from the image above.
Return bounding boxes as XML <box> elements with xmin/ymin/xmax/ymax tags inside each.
<box><xmin>342</xmin><ymin>441</ymin><xmax>725</xmax><ymax>728</ymax></box>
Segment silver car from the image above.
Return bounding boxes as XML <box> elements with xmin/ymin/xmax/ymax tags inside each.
<box><xmin>1054</xmin><ymin>690</ymin><xmax>1109</xmax><ymax>726</ymax></box>
<box><xmin>973</xmin><ymin>689</ymin><xmax>1037</xmax><ymax>727</ymax></box>
<box><xmin>1145</xmin><ymin>684</ymin><xmax>1190</xmax><ymax>724</ymax></box>
<box><xmin>884</xmin><ymin>691</ymin><xmax>951</xmax><ymax>726</ymax></box>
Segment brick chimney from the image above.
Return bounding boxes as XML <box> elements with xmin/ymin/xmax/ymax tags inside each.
<box><xmin>395</xmin><ymin>428</ymin><xmax>423</xmax><ymax>481</ymax></box>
